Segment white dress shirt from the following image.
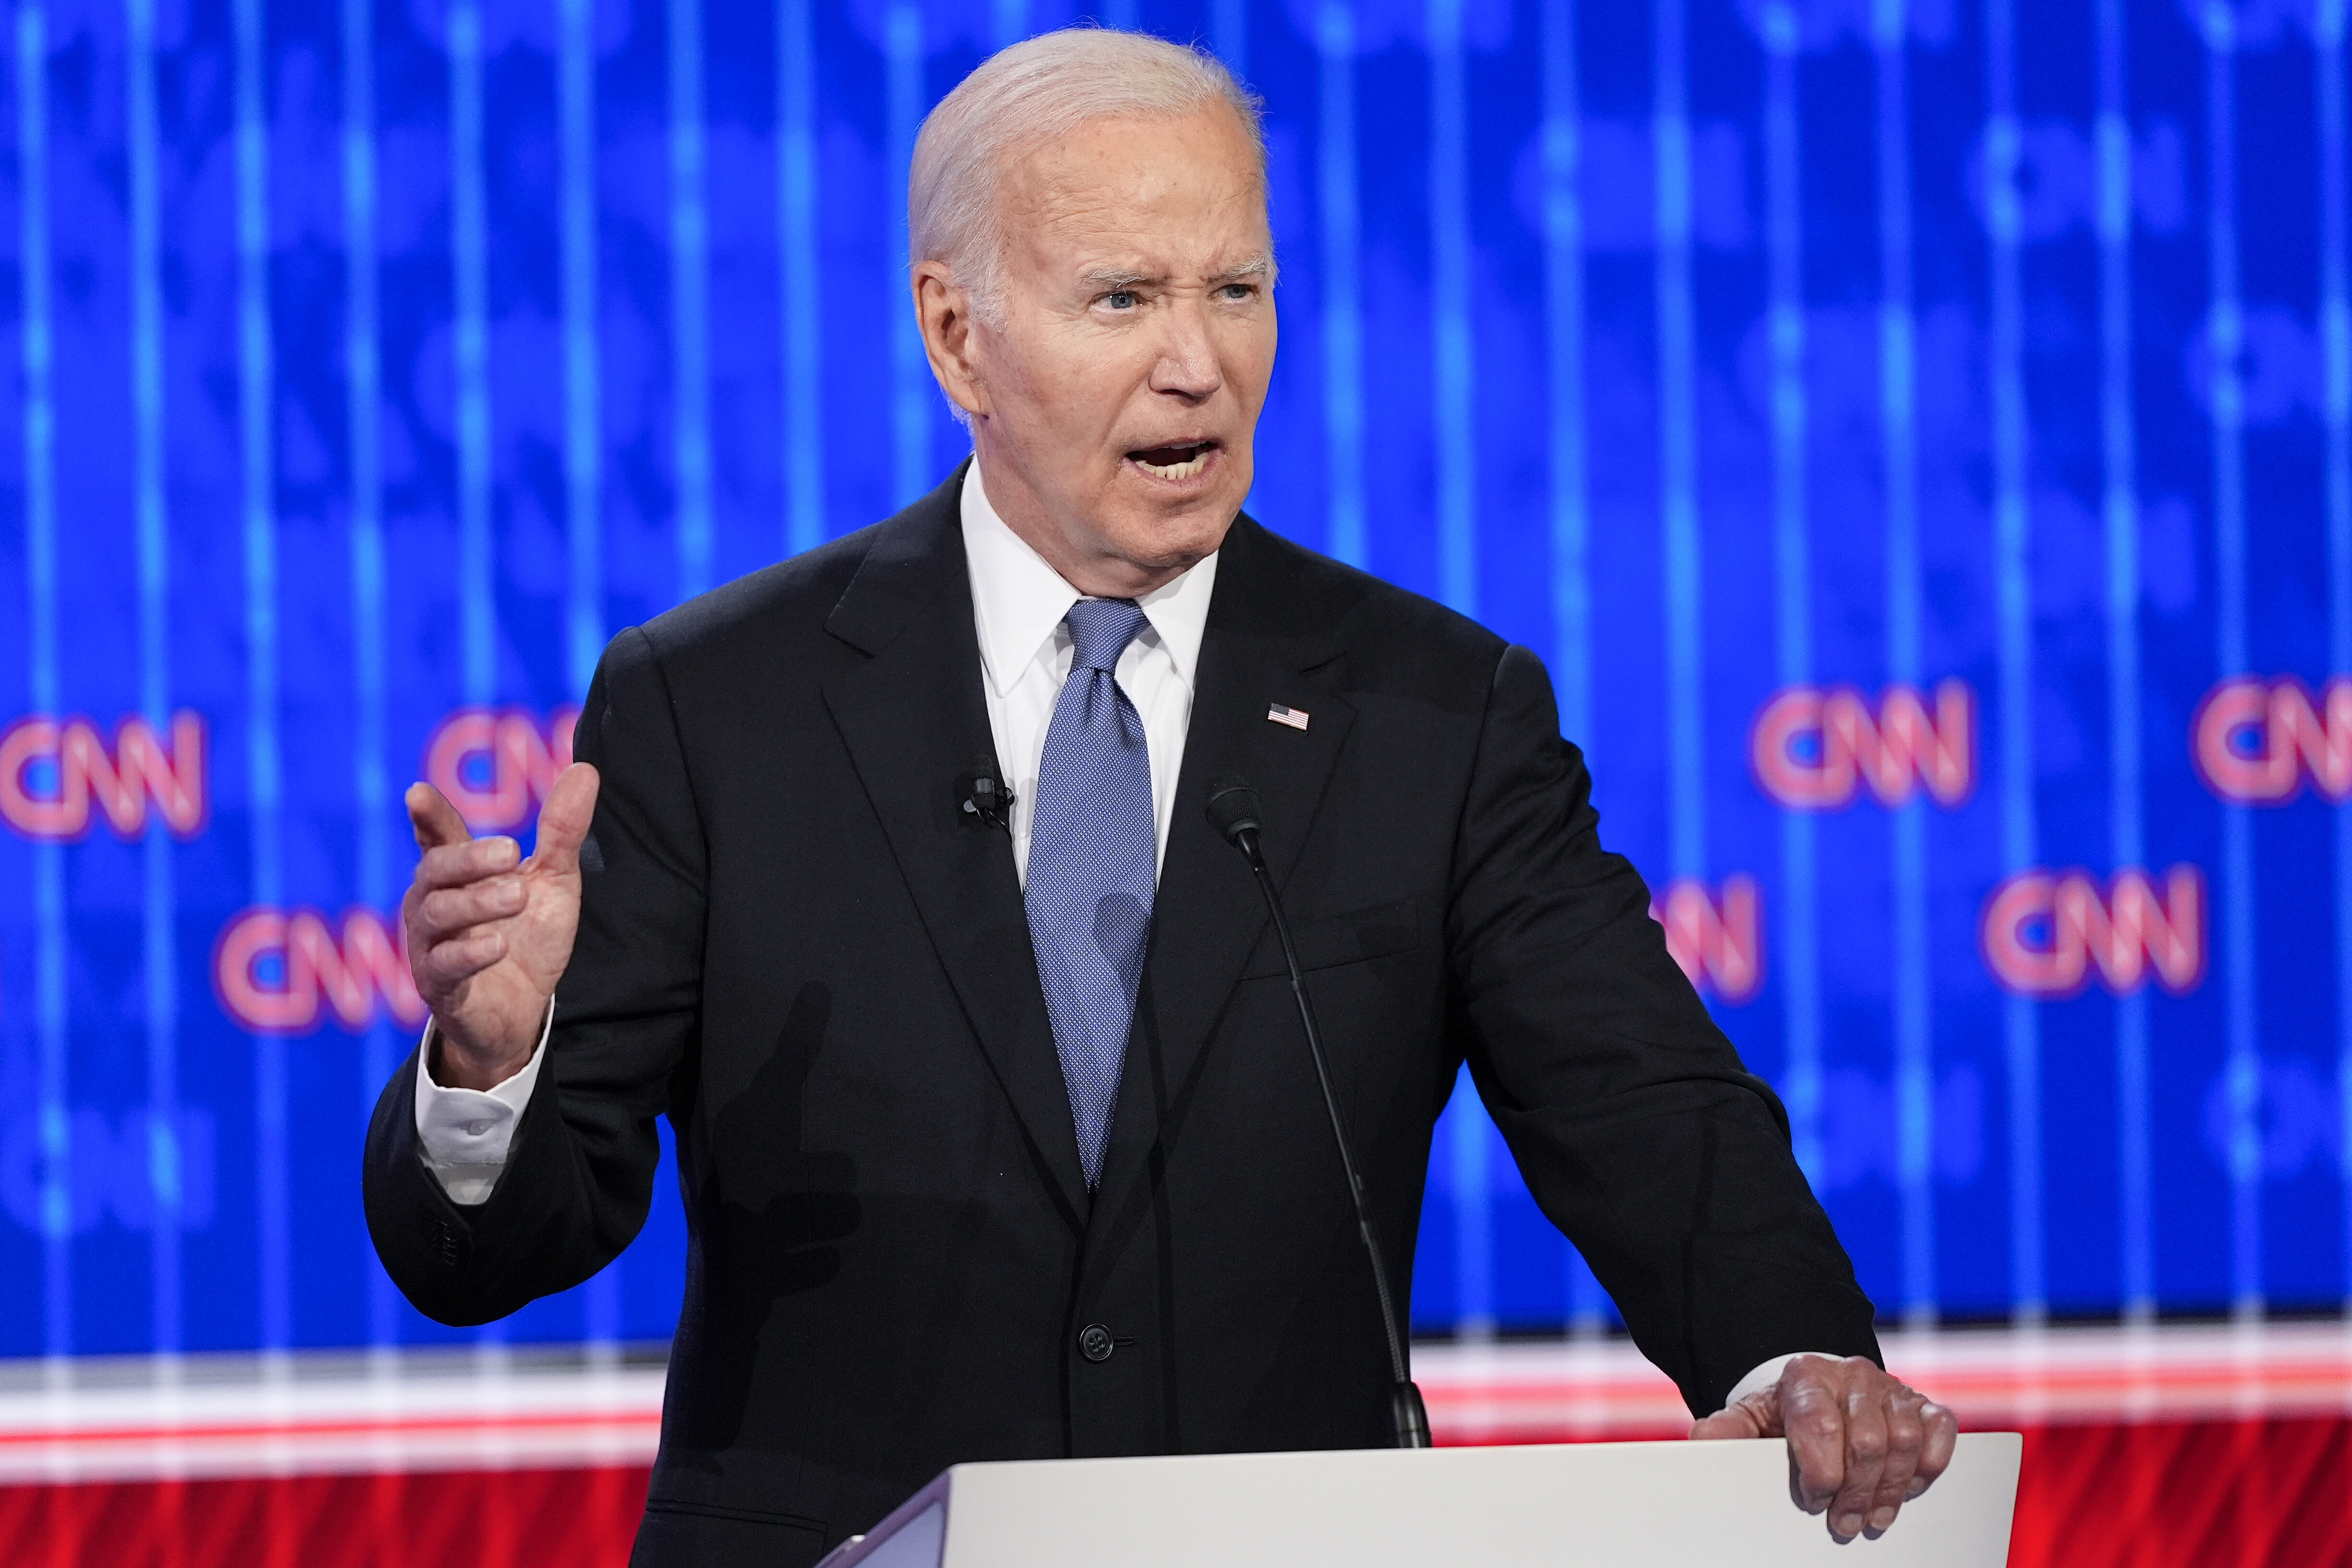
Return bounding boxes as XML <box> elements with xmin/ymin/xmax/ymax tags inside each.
<box><xmin>406</xmin><ymin>461</ymin><xmax>1824</xmax><ymax>1411</ymax></box>
<box><xmin>413</xmin><ymin>461</ymin><xmax>1217</xmax><ymax>1201</ymax></box>
<box><xmin>959</xmin><ymin>460</ymin><xmax>1218</xmax><ymax>883</ymax></box>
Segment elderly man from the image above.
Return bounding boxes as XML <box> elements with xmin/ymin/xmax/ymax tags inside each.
<box><xmin>364</xmin><ymin>28</ymin><xmax>1954</xmax><ymax>1568</ymax></box>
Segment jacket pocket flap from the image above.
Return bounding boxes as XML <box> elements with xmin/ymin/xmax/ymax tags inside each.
<box><xmin>1241</xmin><ymin>896</ymin><xmax>1423</xmax><ymax>979</ymax></box>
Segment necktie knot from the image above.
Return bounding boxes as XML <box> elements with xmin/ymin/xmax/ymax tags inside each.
<box><xmin>1064</xmin><ymin>598</ymin><xmax>1148</xmax><ymax>674</ymax></box>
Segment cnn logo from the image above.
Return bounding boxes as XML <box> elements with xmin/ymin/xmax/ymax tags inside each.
<box><xmin>423</xmin><ymin>707</ymin><xmax>581</xmax><ymax>832</ymax></box>
<box><xmin>0</xmin><ymin>711</ymin><xmax>206</xmax><ymax>841</ymax></box>
<box><xmin>1650</xmin><ymin>876</ymin><xmax>1763</xmax><ymax>1004</ymax></box>
<box><xmin>1979</xmin><ymin>866</ymin><xmax>2205</xmax><ymax>999</ymax></box>
<box><xmin>2193</xmin><ymin>676</ymin><xmax>2350</xmax><ymax>804</ymax></box>
<box><xmin>213</xmin><ymin>907</ymin><xmax>427</xmax><ymax>1036</ymax></box>
<box><xmin>1750</xmin><ymin>681</ymin><xmax>1975</xmax><ymax>810</ymax></box>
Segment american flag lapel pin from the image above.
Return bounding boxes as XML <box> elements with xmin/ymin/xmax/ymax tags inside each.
<box><xmin>1266</xmin><ymin>702</ymin><xmax>1310</xmax><ymax>732</ymax></box>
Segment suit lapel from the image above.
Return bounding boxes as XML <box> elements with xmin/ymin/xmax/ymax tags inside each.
<box><xmin>822</xmin><ymin>473</ymin><xmax>1091</xmax><ymax>1223</ymax></box>
<box><xmin>1093</xmin><ymin>518</ymin><xmax>1359</xmax><ymax>1217</ymax></box>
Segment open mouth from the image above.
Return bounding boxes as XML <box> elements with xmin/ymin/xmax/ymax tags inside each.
<box><xmin>1127</xmin><ymin>441</ymin><xmax>1219</xmax><ymax>480</ymax></box>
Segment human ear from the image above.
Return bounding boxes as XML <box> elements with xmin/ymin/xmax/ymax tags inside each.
<box><xmin>913</xmin><ymin>262</ymin><xmax>988</xmax><ymax>418</ymax></box>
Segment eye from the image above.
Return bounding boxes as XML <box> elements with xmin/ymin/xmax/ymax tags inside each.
<box><xmin>1103</xmin><ymin>290</ymin><xmax>1138</xmax><ymax>310</ymax></box>
<box><xmin>1220</xmin><ymin>282</ymin><xmax>1255</xmax><ymax>300</ymax></box>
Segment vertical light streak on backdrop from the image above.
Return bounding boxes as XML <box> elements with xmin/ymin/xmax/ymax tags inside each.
<box><xmin>561</xmin><ymin>0</ymin><xmax>603</xmax><ymax>698</ymax></box>
<box><xmin>779</xmin><ymin>0</ymin><xmax>824</xmax><ymax>556</ymax></box>
<box><xmin>1874</xmin><ymin>0</ymin><xmax>1935</xmax><ymax>1323</ymax></box>
<box><xmin>1429</xmin><ymin>0</ymin><xmax>1475</xmax><ymax>617</ymax></box>
<box><xmin>670</xmin><ymin>0</ymin><xmax>714</xmax><ymax>606</ymax></box>
<box><xmin>1982</xmin><ymin>0</ymin><xmax>2039</xmax><ymax>1322</ymax></box>
<box><xmin>1317</xmin><ymin>2</ymin><xmax>1365</xmax><ymax>568</ymax></box>
<box><xmin>14</xmin><ymin>1</ymin><xmax>69</xmax><ymax>1363</ymax></box>
<box><xmin>2201</xmin><ymin>1</ymin><xmax>2263</xmax><ymax>1317</ymax></box>
<box><xmin>341</xmin><ymin>0</ymin><xmax>399</xmax><ymax>1349</ymax></box>
<box><xmin>2095</xmin><ymin>0</ymin><xmax>2152</xmax><ymax>1320</ymax></box>
<box><xmin>1544</xmin><ymin>0</ymin><xmax>1587</xmax><ymax>752</ymax></box>
<box><xmin>991</xmin><ymin>0</ymin><xmax>1028</xmax><ymax>51</ymax></box>
<box><xmin>127</xmin><ymin>0</ymin><xmax>178</xmax><ymax>1360</ymax></box>
<box><xmin>1544</xmin><ymin>0</ymin><xmax>1606</xmax><ymax>1332</ymax></box>
<box><xmin>885</xmin><ymin>1</ymin><xmax>928</xmax><ymax>507</ymax></box>
<box><xmin>1446</xmin><ymin>1058</ymin><xmax>1491</xmax><ymax>1332</ymax></box>
<box><xmin>1210</xmin><ymin>0</ymin><xmax>1247</xmax><ymax>79</ymax></box>
<box><xmin>2315</xmin><ymin>0</ymin><xmax>2352</xmax><ymax>1307</ymax></box>
<box><xmin>450</xmin><ymin>0</ymin><xmax>495</xmax><ymax>705</ymax></box>
<box><xmin>235</xmin><ymin>0</ymin><xmax>290</xmax><ymax>1357</ymax></box>
<box><xmin>1428</xmin><ymin>0</ymin><xmax>1488</xmax><ymax>1336</ymax></box>
<box><xmin>1760</xmin><ymin>0</ymin><xmax>1822</xmax><ymax>1184</ymax></box>
<box><xmin>1654</xmin><ymin>0</ymin><xmax>1704</xmax><ymax>885</ymax></box>
<box><xmin>566</xmin><ymin>0</ymin><xmax>618</xmax><ymax>1343</ymax></box>
<box><xmin>451</xmin><ymin>0</ymin><xmax>506</xmax><ymax>1365</ymax></box>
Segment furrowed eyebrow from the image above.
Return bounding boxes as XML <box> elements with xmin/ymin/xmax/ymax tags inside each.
<box><xmin>1078</xmin><ymin>256</ymin><xmax>1274</xmax><ymax>292</ymax></box>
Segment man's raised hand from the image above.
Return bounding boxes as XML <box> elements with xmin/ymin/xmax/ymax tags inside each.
<box><xmin>1689</xmin><ymin>1353</ymin><xmax>1958</xmax><ymax>1542</ymax></box>
<box><xmin>402</xmin><ymin>762</ymin><xmax>600</xmax><ymax>1090</ymax></box>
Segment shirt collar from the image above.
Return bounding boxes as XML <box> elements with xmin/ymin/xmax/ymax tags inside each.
<box><xmin>959</xmin><ymin>458</ymin><xmax>1219</xmax><ymax>699</ymax></box>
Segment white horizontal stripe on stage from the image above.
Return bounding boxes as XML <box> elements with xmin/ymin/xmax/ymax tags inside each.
<box><xmin>2</xmin><ymin>1320</ymin><xmax>2348</xmax><ymax>1484</ymax></box>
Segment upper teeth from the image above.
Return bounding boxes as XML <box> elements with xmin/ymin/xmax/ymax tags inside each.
<box><xmin>1137</xmin><ymin>447</ymin><xmax>1209</xmax><ymax>479</ymax></box>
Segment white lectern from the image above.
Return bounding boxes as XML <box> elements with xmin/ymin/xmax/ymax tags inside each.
<box><xmin>813</xmin><ymin>1433</ymin><xmax>2022</xmax><ymax>1567</ymax></box>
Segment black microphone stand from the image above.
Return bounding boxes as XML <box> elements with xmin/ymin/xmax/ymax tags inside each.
<box><xmin>1206</xmin><ymin>775</ymin><xmax>1433</xmax><ymax>1450</ymax></box>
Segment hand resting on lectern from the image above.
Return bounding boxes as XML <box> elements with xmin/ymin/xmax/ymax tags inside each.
<box><xmin>1690</xmin><ymin>1352</ymin><xmax>1959</xmax><ymax>1542</ymax></box>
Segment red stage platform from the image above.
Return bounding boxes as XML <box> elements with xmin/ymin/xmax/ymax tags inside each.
<box><xmin>2</xmin><ymin>1322</ymin><xmax>2348</xmax><ymax>1566</ymax></box>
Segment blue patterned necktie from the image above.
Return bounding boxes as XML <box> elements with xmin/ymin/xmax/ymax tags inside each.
<box><xmin>1025</xmin><ymin>598</ymin><xmax>1158</xmax><ymax>1189</ymax></box>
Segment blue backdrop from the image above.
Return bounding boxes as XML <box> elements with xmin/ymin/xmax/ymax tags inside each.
<box><xmin>2</xmin><ymin>0</ymin><xmax>2349</xmax><ymax>1361</ymax></box>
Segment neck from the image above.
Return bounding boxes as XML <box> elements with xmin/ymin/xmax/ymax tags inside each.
<box><xmin>970</xmin><ymin>439</ymin><xmax>1192</xmax><ymax>600</ymax></box>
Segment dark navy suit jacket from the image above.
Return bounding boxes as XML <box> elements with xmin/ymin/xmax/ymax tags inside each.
<box><xmin>364</xmin><ymin>471</ymin><xmax>1880</xmax><ymax>1567</ymax></box>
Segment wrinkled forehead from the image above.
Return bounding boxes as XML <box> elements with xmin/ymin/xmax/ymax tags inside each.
<box><xmin>995</xmin><ymin>106</ymin><xmax>1273</xmax><ymax>272</ymax></box>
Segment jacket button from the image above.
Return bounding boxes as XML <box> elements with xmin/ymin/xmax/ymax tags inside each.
<box><xmin>1077</xmin><ymin>1323</ymin><xmax>1115</xmax><ymax>1363</ymax></box>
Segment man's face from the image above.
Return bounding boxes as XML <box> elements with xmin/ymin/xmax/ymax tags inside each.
<box><xmin>927</xmin><ymin>103</ymin><xmax>1277</xmax><ymax>595</ymax></box>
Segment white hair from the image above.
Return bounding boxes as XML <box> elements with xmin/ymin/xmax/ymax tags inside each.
<box><xmin>909</xmin><ymin>27</ymin><xmax>1267</xmax><ymax>326</ymax></box>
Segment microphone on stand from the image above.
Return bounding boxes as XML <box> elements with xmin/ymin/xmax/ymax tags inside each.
<box><xmin>1203</xmin><ymin>773</ymin><xmax>1433</xmax><ymax>1451</ymax></box>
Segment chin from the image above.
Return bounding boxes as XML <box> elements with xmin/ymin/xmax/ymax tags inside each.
<box><xmin>1124</xmin><ymin>506</ymin><xmax>1237</xmax><ymax>571</ymax></box>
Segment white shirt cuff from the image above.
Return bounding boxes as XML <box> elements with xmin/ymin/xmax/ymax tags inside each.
<box><xmin>1720</xmin><ymin>1351</ymin><xmax>1843</xmax><ymax>1412</ymax></box>
<box><xmin>411</xmin><ymin>1001</ymin><xmax>554</xmax><ymax>1206</ymax></box>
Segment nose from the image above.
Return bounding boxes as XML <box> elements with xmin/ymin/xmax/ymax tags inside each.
<box><xmin>1148</xmin><ymin>296</ymin><xmax>1223</xmax><ymax>402</ymax></box>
